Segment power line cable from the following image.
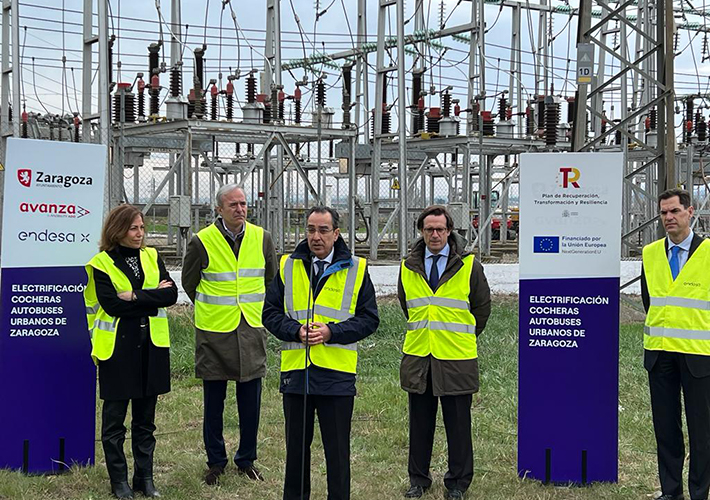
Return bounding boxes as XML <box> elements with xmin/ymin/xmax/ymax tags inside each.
<box><xmin>224</xmin><ymin>1</ymin><xmax>241</xmax><ymax>72</ymax></box>
<box><xmin>204</xmin><ymin>0</ymin><xmax>210</xmax><ymax>47</ymax></box>
<box><xmin>20</xmin><ymin>26</ymin><xmax>28</xmax><ymax>110</ymax></box>
<box><xmin>31</xmin><ymin>57</ymin><xmax>52</xmax><ymax>115</ymax></box>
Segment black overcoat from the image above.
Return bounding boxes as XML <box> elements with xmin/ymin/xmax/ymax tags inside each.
<box><xmin>94</xmin><ymin>245</ymin><xmax>178</xmax><ymax>401</ymax></box>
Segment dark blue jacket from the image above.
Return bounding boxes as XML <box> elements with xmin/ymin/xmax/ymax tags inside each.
<box><xmin>262</xmin><ymin>236</ymin><xmax>379</xmax><ymax>396</ymax></box>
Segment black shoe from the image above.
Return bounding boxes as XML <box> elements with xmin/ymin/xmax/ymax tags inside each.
<box><xmin>237</xmin><ymin>465</ymin><xmax>264</xmax><ymax>481</ymax></box>
<box><xmin>404</xmin><ymin>485</ymin><xmax>428</xmax><ymax>498</ymax></box>
<box><xmin>444</xmin><ymin>489</ymin><xmax>464</xmax><ymax>500</ymax></box>
<box><xmin>204</xmin><ymin>465</ymin><xmax>224</xmax><ymax>486</ymax></box>
<box><xmin>133</xmin><ymin>478</ymin><xmax>161</xmax><ymax>497</ymax></box>
<box><xmin>111</xmin><ymin>481</ymin><xmax>134</xmax><ymax>499</ymax></box>
<box><xmin>656</xmin><ymin>495</ymin><xmax>685</xmax><ymax>500</ymax></box>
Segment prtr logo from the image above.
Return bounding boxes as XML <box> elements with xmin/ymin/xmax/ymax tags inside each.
<box><xmin>559</xmin><ymin>167</ymin><xmax>580</xmax><ymax>188</ymax></box>
<box><xmin>18</xmin><ymin>169</ymin><xmax>32</xmax><ymax>187</ymax></box>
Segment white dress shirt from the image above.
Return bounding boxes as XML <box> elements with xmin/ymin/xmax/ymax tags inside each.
<box><xmin>314</xmin><ymin>247</ymin><xmax>335</xmax><ymax>274</ymax></box>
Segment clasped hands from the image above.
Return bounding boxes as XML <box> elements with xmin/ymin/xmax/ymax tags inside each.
<box><xmin>117</xmin><ymin>280</ymin><xmax>173</xmax><ymax>301</ymax></box>
<box><xmin>298</xmin><ymin>322</ymin><xmax>332</xmax><ymax>345</ymax></box>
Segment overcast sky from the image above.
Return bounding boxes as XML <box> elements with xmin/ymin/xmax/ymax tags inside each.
<box><xmin>3</xmin><ymin>0</ymin><xmax>709</xmax><ymax>136</ymax></box>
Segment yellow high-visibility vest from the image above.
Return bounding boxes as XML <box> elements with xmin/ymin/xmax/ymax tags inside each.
<box><xmin>84</xmin><ymin>247</ymin><xmax>170</xmax><ymax>363</ymax></box>
<box><xmin>401</xmin><ymin>254</ymin><xmax>477</xmax><ymax>360</ymax></box>
<box><xmin>279</xmin><ymin>254</ymin><xmax>367</xmax><ymax>374</ymax></box>
<box><xmin>643</xmin><ymin>237</ymin><xmax>710</xmax><ymax>355</ymax></box>
<box><xmin>195</xmin><ymin>221</ymin><xmax>266</xmax><ymax>331</ymax></box>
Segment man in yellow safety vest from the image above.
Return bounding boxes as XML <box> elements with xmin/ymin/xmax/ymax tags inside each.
<box><xmin>641</xmin><ymin>188</ymin><xmax>710</xmax><ymax>500</ymax></box>
<box><xmin>182</xmin><ymin>184</ymin><xmax>277</xmax><ymax>485</ymax></box>
<box><xmin>398</xmin><ymin>205</ymin><xmax>491</xmax><ymax>500</ymax></box>
<box><xmin>263</xmin><ymin>206</ymin><xmax>379</xmax><ymax>500</ymax></box>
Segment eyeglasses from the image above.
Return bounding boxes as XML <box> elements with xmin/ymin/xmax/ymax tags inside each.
<box><xmin>306</xmin><ymin>227</ymin><xmax>335</xmax><ymax>235</ymax></box>
<box><xmin>422</xmin><ymin>227</ymin><xmax>448</xmax><ymax>235</ymax></box>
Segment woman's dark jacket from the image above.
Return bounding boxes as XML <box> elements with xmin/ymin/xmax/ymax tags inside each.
<box><xmin>93</xmin><ymin>245</ymin><xmax>178</xmax><ymax>401</ymax></box>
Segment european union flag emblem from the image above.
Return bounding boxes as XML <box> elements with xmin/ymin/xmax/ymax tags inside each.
<box><xmin>533</xmin><ymin>236</ymin><xmax>560</xmax><ymax>253</ymax></box>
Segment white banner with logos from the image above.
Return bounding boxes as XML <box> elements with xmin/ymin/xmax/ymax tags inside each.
<box><xmin>518</xmin><ymin>152</ymin><xmax>623</xmax><ymax>280</ymax></box>
<box><xmin>0</xmin><ymin>138</ymin><xmax>106</xmax><ymax>472</ymax></box>
<box><xmin>1</xmin><ymin>138</ymin><xmax>106</xmax><ymax>268</ymax></box>
<box><xmin>517</xmin><ymin>152</ymin><xmax>623</xmax><ymax>483</ymax></box>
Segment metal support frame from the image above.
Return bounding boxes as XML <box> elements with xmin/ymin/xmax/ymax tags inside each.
<box><xmin>509</xmin><ymin>4</ymin><xmax>522</xmax><ymax>134</ymax></box>
<box><xmin>0</xmin><ymin>0</ymin><xmax>21</xmax><ymax>256</ymax></box>
<box><xmin>0</xmin><ymin>0</ymin><xmax>21</xmax><ymax>140</ymax></box>
<box><xmin>98</xmin><ymin>0</ymin><xmax>112</xmax><ymax>213</ymax></box>
<box><xmin>412</xmin><ymin>0</ymin><xmax>424</xmax><ymax>133</ymax></box>
<box><xmin>348</xmin><ymin>137</ymin><xmax>357</xmax><ymax>250</ymax></box>
<box><xmin>355</xmin><ymin>0</ymin><xmax>369</xmax><ymax>144</ymax></box>
<box><xmin>142</xmin><ymin>149</ymin><xmax>186</xmax><ymax>214</ymax></box>
<box><xmin>573</xmin><ymin>0</ymin><xmax>673</xmax><ymax>252</ymax></box>
<box><xmin>82</xmin><ymin>0</ymin><xmax>97</xmax><ymax>142</ymax></box>
<box><xmin>170</xmin><ymin>0</ymin><xmax>181</xmax><ymax>70</ymax></box>
<box><xmin>265</xmin><ymin>0</ymin><xmax>284</xmax><ymax>249</ymax></box>
<box><xmin>396</xmin><ymin>0</ymin><xmax>408</xmax><ymax>257</ymax></box>
<box><xmin>370</xmin><ymin>0</ymin><xmax>389</xmax><ymax>260</ymax></box>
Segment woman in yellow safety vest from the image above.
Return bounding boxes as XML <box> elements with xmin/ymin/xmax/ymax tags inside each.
<box><xmin>84</xmin><ymin>204</ymin><xmax>177</xmax><ymax>499</ymax></box>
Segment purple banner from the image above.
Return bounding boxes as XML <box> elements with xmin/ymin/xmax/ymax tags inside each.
<box><xmin>0</xmin><ymin>266</ymin><xmax>95</xmax><ymax>473</ymax></box>
<box><xmin>518</xmin><ymin>277</ymin><xmax>619</xmax><ymax>484</ymax></box>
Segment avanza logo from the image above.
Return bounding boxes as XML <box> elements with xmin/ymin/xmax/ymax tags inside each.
<box><xmin>18</xmin><ymin>170</ymin><xmax>94</xmax><ymax>188</ymax></box>
<box><xmin>20</xmin><ymin>202</ymin><xmax>91</xmax><ymax>218</ymax></box>
<box><xmin>18</xmin><ymin>169</ymin><xmax>32</xmax><ymax>187</ymax></box>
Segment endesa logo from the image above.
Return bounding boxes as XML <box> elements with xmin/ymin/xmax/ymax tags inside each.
<box><xmin>19</xmin><ymin>201</ymin><xmax>91</xmax><ymax>218</ymax></box>
<box><xmin>559</xmin><ymin>167</ymin><xmax>581</xmax><ymax>189</ymax></box>
<box><xmin>17</xmin><ymin>169</ymin><xmax>93</xmax><ymax>189</ymax></box>
<box><xmin>17</xmin><ymin>229</ymin><xmax>90</xmax><ymax>243</ymax></box>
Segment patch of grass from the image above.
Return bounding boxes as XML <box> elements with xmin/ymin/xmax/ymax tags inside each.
<box><xmin>0</xmin><ymin>298</ymin><xmax>661</xmax><ymax>500</ymax></box>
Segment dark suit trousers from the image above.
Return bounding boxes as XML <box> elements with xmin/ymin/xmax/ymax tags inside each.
<box><xmin>282</xmin><ymin>393</ymin><xmax>354</xmax><ymax>500</ymax></box>
<box><xmin>408</xmin><ymin>371</ymin><xmax>473</xmax><ymax>492</ymax></box>
<box><xmin>102</xmin><ymin>396</ymin><xmax>158</xmax><ymax>482</ymax></box>
<box><xmin>650</xmin><ymin>351</ymin><xmax>710</xmax><ymax>500</ymax></box>
<box><xmin>203</xmin><ymin>378</ymin><xmax>262</xmax><ymax>469</ymax></box>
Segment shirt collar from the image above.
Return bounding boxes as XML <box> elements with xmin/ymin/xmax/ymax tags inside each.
<box><xmin>668</xmin><ymin>230</ymin><xmax>694</xmax><ymax>253</ymax></box>
<box><xmin>425</xmin><ymin>242</ymin><xmax>450</xmax><ymax>261</ymax></box>
<box><xmin>218</xmin><ymin>217</ymin><xmax>245</xmax><ymax>240</ymax></box>
<box><xmin>315</xmin><ymin>247</ymin><xmax>335</xmax><ymax>265</ymax></box>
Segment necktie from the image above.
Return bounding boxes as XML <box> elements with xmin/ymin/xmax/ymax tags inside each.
<box><xmin>312</xmin><ymin>260</ymin><xmax>326</xmax><ymax>290</ymax></box>
<box><xmin>429</xmin><ymin>254</ymin><xmax>442</xmax><ymax>290</ymax></box>
<box><xmin>670</xmin><ymin>246</ymin><xmax>681</xmax><ymax>280</ymax></box>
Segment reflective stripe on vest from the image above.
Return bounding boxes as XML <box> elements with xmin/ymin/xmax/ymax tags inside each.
<box><xmin>649</xmin><ymin>296</ymin><xmax>710</xmax><ymax>310</ymax></box>
<box><xmin>195</xmin><ymin>221</ymin><xmax>266</xmax><ymax>331</ymax></box>
<box><xmin>279</xmin><ymin>253</ymin><xmax>366</xmax><ymax>374</ymax></box>
<box><xmin>643</xmin><ymin>238</ymin><xmax>710</xmax><ymax>355</ymax></box>
<box><xmin>84</xmin><ymin>247</ymin><xmax>170</xmax><ymax>362</ymax></box>
<box><xmin>401</xmin><ymin>254</ymin><xmax>477</xmax><ymax>360</ymax></box>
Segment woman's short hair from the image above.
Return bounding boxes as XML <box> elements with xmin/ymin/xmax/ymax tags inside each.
<box><xmin>99</xmin><ymin>204</ymin><xmax>144</xmax><ymax>252</ymax></box>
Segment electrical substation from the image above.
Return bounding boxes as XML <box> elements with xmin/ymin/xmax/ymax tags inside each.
<box><xmin>1</xmin><ymin>0</ymin><xmax>709</xmax><ymax>271</ymax></box>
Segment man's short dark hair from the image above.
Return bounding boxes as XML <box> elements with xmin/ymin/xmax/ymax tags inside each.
<box><xmin>416</xmin><ymin>205</ymin><xmax>454</xmax><ymax>231</ymax></box>
<box><xmin>306</xmin><ymin>205</ymin><xmax>340</xmax><ymax>229</ymax></box>
<box><xmin>658</xmin><ymin>188</ymin><xmax>691</xmax><ymax>209</ymax></box>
